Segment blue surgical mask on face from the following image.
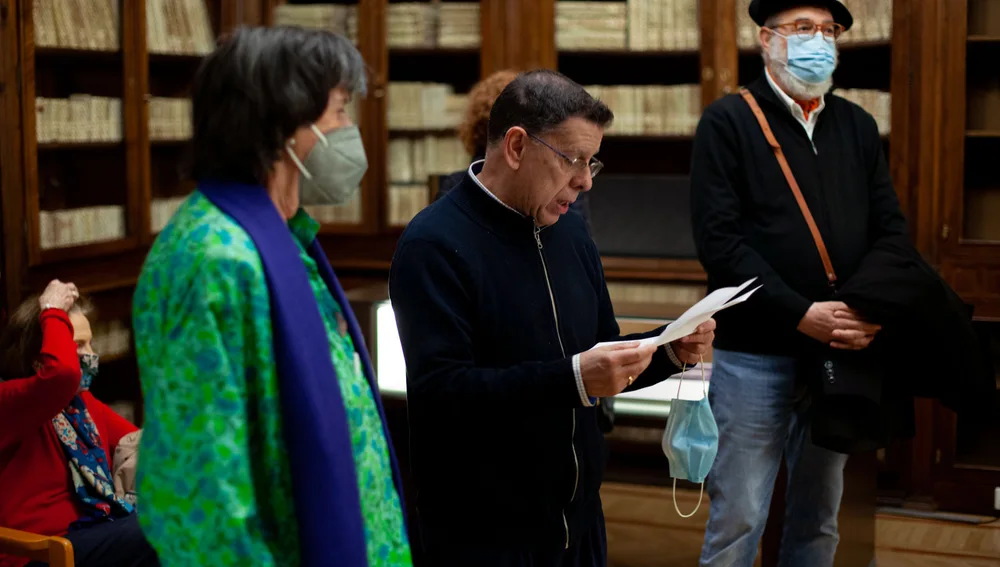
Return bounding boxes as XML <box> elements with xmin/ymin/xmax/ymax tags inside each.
<box><xmin>661</xmin><ymin>359</ymin><xmax>718</xmax><ymax>517</ymax></box>
<box><xmin>775</xmin><ymin>30</ymin><xmax>837</xmax><ymax>84</ymax></box>
<box><xmin>79</xmin><ymin>353</ymin><xmax>99</xmax><ymax>392</ymax></box>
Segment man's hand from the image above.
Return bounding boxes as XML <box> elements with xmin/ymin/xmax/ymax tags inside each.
<box><xmin>798</xmin><ymin>301</ymin><xmax>881</xmax><ymax>349</ymax></box>
<box><xmin>579</xmin><ymin>342</ymin><xmax>657</xmax><ymax>397</ymax></box>
<box><xmin>830</xmin><ymin>307</ymin><xmax>881</xmax><ymax>350</ymax></box>
<box><xmin>670</xmin><ymin>319</ymin><xmax>716</xmax><ymax>366</ymax></box>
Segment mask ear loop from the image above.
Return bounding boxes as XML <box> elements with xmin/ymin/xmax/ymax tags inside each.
<box><xmin>285</xmin><ymin>126</ymin><xmax>327</xmax><ymax>181</ymax></box>
<box><xmin>672</xmin><ymin>354</ymin><xmax>707</xmax><ymax>519</ymax></box>
<box><xmin>286</xmin><ymin>138</ymin><xmax>313</xmax><ymax>181</ymax></box>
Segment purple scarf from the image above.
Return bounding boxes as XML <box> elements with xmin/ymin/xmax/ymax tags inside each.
<box><xmin>198</xmin><ymin>180</ymin><xmax>405</xmax><ymax>567</ymax></box>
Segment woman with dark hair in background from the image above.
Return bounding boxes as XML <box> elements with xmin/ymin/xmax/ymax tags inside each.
<box><xmin>0</xmin><ymin>280</ymin><xmax>156</xmax><ymax>567</ymax></box>
<box><xmin>132</xmin><ymin>26</ymin><xmax>410</xmax><ymax>567</ymax></box>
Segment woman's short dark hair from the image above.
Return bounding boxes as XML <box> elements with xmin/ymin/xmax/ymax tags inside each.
<box><xmin>486</xmin><ymin>69</ymin><xmax>613</xmax><ymax>145</ymax></box>
<box><xmin>189</xmin><ymin>26</ymin><xmax>368</xmax><ymax>185</ymax></box>
<box><xmin>0</xmin><ymin>295</ymin><xmax>93</xmax><ymax>380</ymax></box>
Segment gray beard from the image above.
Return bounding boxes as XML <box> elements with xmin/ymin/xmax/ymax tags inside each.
<box><xmin>763</xmin><ymin>40</ymin><xmax>836</xmax><ymax>100</ymax></box>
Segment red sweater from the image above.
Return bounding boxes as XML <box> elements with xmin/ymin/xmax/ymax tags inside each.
<box><xmin>0</xmin><ymin>309</ymin><xmax>137</xmax><ymax>567</ymax></box>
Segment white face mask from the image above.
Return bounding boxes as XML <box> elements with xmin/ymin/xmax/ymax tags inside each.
<box><xmin>286</xmin><ymin>124</ymin><xmax>368</xmax><ymax>206</ymax></box>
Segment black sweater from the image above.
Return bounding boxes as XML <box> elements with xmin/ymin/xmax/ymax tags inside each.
<box><xmin>389</xmin><ymin>167</ymin><xmax>679</xmax><ymax>553</ymax></box>
<box><xmin>690</xmin><ymin>74</ymin><xmax>908</xmax><ymax>356</ymax></box>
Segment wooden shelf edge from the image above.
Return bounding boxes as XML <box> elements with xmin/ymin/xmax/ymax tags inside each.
<box><xmin>388</xmin><ymin>128</ymin><xmax>456</xmax><ymax>137</ymax></box>
<box><xmin>967</xmin><ymin>35</ymin><xmax>1000</xmax><ymax>43</ymax></box>
<box><xmin>35</xmin><ymin>46</ymin><xmax>121</xmax><ymax>57</ymax></box>
<box><xmin>37</xmin><ymin>237</ymin><xmax>139</xmax><ymax>267</ymax></box>
<box><xmin>388</xmin><ymin>47</ymin><xmax>479</xmax><ymax>56</ymax></box>
<box><xmin>601</xmin><ymin>256</ymin><xmax>706</xmax><ymax>282</ymax></box>
<box><xmin>37</xmin><ymin>141</ymin><xmax>124</xmax><ymax>150</ymax></box>
<box><xmin>966</xmin><ymin>130</ymin><xmax>1000</xmax><ymax>138</ymax></box>
<box><xmin>603</xmin><ymin>134</ymin><xmax>694</xmax><ymax>142</ymax></box>
<box><xmin>559</xmin><ymin>48</ymin><xmax>699</xmax><ymax>57</ymax></box>
<box><xmin>148</xmin><ymin>51</ymin><xmax>208</xmax><ymax>60</ymax></box>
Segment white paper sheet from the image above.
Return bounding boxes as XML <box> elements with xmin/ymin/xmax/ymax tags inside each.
<box><xmin>594</xmin><ymin>278</ymin><xmax>761</xmax><ymax>349</ymax></box>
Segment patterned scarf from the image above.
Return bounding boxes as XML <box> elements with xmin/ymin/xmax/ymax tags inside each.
<box><xmin>51</xmin><ymin>354</ymin><xmax>133</xmax><ymax>528</ymax></box>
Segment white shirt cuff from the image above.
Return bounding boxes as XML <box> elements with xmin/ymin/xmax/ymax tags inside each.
<box><xmin>572</xmin><ymin>354</ymin><xmax>595</xmax><ymax>407</ymax></box>
<box><xmin>664</xmin><ymin>343</ymin><xmax>684</xmax><ymax>369</ymax></box>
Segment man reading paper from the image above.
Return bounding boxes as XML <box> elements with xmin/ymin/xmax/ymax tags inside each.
<box><xmin>389</xmin><ymin>70</ymin><xmax>715</xmax><ymax>566</ymax></box>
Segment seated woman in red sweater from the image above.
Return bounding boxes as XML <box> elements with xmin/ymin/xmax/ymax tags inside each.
<box><xmin>0</xmin><ymin>280</ymin><xmax>158</xmax><ymax>567</ymax></box>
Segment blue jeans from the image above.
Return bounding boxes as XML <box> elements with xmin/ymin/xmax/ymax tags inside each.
<box><xmin>699</xmin><ymin>349</ymin><xmax>848</xmax><ymax>567</ymax></box>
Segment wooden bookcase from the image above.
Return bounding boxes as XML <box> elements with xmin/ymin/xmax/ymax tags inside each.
<box><xmin>0</xmin><ymin>0</ymin><xmax>997</xmax><ymax>516</ymax></box>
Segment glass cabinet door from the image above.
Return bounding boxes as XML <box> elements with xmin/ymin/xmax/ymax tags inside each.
<box><xmin>28</xmin><ymin>0</ymin><xmax>138</xmax><ymax>264</ymax></box>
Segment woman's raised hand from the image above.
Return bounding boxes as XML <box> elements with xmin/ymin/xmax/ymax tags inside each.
<box><xmin>38</xmin><ymin>279</ymin><xmax>79</xmax><ymax>312</ymax></box>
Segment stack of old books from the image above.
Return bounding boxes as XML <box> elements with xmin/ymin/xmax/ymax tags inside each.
<box><xmin>151</xmin><ymin>196</ymin><xmax>189</xmax><ymax>234</ymax></box>
<box><xmin>388</xmin><ymin>83</ymin><xmax>467</xmax><ymax>130</ymax></box>
<box><xmin>302</xmin><ymin>200</ymin><xmax>363</xmax><ymax>226</ymax></box>
<box><xmin>147</xmin><ymin>0</ymin><xmax>214</xmax><ymax>55</ymax></box>
<box><xmin>33</xmin><ymin>0</ymin><xmax>120</xmax><ymax>51</ymax></box>
<box><xmin>35</xmin><ymin>96</ymin><xmax>123</xmax><ymax>144</ymax></box>
<box><xmin>388</xmin><ymin>3</ymin><xmax>435</xmax><ymax>48</ymax></box>
<box><xmin>586</xmin><ymin>84</ymin><xmax>702</xmax><ymax>136</ymax></box>
<box><xmin>556</xmin><ymin>2</ymin><xmax>627</xmax><ymax>50</ymax></box>
<box><xmin>273</xmin><ymin>3</ymin><xmax>358</xmax><ymax>43</ymax></box>
<box><xmin>626</xmin><ymin>0</ymin><xmax>699</xmax><ymax>51</ymax></box>
<box><xmin>438</xmin><ymin>3</ymin><xmax>480</xmax><ymax>48</ymax></box>
<box><xmin>39</xmin><ymin>206</ymin><xmax>126</xmax><ymax>250</ymax></box>
<box><xmin>148</xmin><ymin>98</ymin><xmax>192</xmax><ymax>142</ymax></box>
<box><xmin>837</xmin><ymin>88</ymin><xmax>892</xmax><ymax>134</ymax></box>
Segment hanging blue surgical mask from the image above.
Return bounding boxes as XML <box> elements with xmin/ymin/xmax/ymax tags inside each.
<box><xmin>776</xmin><ymin>30</ymin><xmax>837</xmax><ymax>84</ymax></box>
<box><xmin>661</xmin><ymin>358</ymin><xmax>718</xmax><ymax>517</ymax></box>
<box><xmin>78</xmin><ymin>353</ymin><xmax>99</xmax><ymax>392</ymax></box>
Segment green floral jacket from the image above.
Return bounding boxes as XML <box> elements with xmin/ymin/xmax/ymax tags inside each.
<box><xmin>133</xmin><ymin>192</ymin><xmax>411</xmax><ymax>566</ymax></box>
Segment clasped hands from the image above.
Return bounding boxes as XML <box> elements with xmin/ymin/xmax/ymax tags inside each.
<box><xmin>580</xmin><ymin>320</ymin><xmax>717</xmax><ymax>398</ymax></box>
<box><xmin>797</xmin><ymin>301</ymin><xmax>881</xmax><ymax>350</ymax></box>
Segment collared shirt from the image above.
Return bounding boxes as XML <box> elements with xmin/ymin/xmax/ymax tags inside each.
<box><xmin>765</xmin><ymin>68</ymin><xmax>826</xmax><ymax>140</ymax></box>
<box><xmin>467</xmin><ymin>159</ymin><xmax>523</xmax><ymax>217</ymax></box>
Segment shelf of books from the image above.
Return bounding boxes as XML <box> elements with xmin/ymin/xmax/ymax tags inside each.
<box><xmin>961</xmin><ymin>0</ymin><xmax>1000</xmax><ymax>244</ymax></box>
<box><xmin>23</xmin><ymin>0</ymin><xmax>140</xmax><ymax>266</ymax></box>
<box><xmin>554</xmin><ymin>0</ymin><xmax>705</xmax><ymax>290</ymax></box>
<box><xmin>385</xmin><ymin>0</ymin><xmax>481</xmax><ymax>227</ymax></box>
<box><xmin>141</xmin><ymin>0</ymin><xmax>219</xmax><ymax>237</ymax></box>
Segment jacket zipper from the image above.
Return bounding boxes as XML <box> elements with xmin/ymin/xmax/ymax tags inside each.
<box><xmin>534</xmin><ymin>224</ymin><xmax>577</xmax><ymax>550</ymax></box>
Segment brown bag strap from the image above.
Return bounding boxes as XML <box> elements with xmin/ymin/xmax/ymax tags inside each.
<box><xmin>739</xmin><ymin>88</ymin><xmax>838</xmax><ymax>286</ymax></box>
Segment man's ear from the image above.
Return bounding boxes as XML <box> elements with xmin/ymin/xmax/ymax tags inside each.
<box><xmin>759</xmin><ymin>27</ymin><xmax>772</xmax><ymax>51</ymax></box>
<box><xmin>502</xmin><ymin>127</ymin><xmax>528</xmax><ymax>172</ymax></box>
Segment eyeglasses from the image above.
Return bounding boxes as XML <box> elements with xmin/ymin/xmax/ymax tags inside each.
<box><xmin>527</xmin><ymin>133</ymin><xmax>604</xmax><ymax>179</ymax></box>
<box><xmin>769</xmin><ymin>19</ymin><xmax>846</xmax><ymax>41</ymax></box>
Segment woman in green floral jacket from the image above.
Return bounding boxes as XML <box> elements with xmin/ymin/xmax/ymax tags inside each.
<box><xmin>132</xmin><ymin>27</ymin><xmax>410</xmax><ymax>567</ymax></box>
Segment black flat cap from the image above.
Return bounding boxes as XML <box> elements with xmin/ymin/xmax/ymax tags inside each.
<box><xmin>748</xmin><ymin>0</ymin><xmax>853</xmax><ymax>31</ymax></box>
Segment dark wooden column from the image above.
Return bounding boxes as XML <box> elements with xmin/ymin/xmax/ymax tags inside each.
<box><xmin>701</xmin><ymin>0</ymin><xmax>739</xmax><ymax>106</ymax></box>
<box><xmin>480</xmin><ymin>0</ymin><xmax>556</xmax><ymax>74</ymax></box>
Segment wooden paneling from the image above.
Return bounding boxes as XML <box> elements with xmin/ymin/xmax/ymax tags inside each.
<box><xmin>358</xmin><ymin>0</ymin><xmax>387</xmax><ymax>234</ymax></box>
<box><xmin>700</xmin><ymin>0</ymin><xmax>738</xmax><ymax>105</ymax></box>
<box><xmin>479</xmin><ymin>0</ymin><xmax>555</xmax><ymax>72</ymax></box>
<box><xmin>0</xmin><ymin>0</ymin><xmax>24</xmax><ymax>314</ymax></box>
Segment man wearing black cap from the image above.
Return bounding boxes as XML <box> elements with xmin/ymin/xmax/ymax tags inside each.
<box><xmin>690</xmin><ymin>1</ymin><xmax>906</xmax><ymax>566</ymax></box>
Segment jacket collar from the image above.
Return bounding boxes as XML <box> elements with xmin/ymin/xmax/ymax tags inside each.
<box><xmin>747</xmin><ymin>72</ymin><xmax>792</xmax><ymax>114</ymax></box>
<box><xmin>747</xmin><ymin>72</ymin><xmax>830</xmax><ymax>138</ymax></box>
<box><xmin>448</xmin><ymin>160</ymin><xmax>538</xmax><ymax>240</ymax></box>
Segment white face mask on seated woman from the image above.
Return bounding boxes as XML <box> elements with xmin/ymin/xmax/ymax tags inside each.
<box><xmin>286</xmin><ymin>124</ymin><xmax>369</xmax><ymax>206</ymax></box>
